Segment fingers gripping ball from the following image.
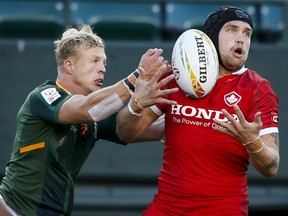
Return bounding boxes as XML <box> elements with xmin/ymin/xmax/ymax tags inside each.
<box><xmin>172</xmin><ymin>29</ymin><xmax>219</xmax><ymax>98</ymax></box>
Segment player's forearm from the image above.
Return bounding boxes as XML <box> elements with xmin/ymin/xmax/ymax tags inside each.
<box><xmin>88</xmin><ymin>77</ymin><xmax>132</xmax><ymax>105</ymax></box>
<box><xmin>59</xmin><ymin>80</ymin><xmax>131</xmax><ymax>124</ymax></box>
<box><xmin>128</xmin><ymin>114</ymin><xmax>165</xmax><ymax>143</ymax></box>
<box><xmin>247</xmin><ymin>136</ymin><xmax>280</xmax><ymax>177</ymax></box>
<box><xmin>116</xmin><ymin>107</ymin><xmax>148</xmax><ymax>142</ymax></box>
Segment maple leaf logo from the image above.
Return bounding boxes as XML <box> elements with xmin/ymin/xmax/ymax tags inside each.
<box><xmin>224</xmin><ymin>91</ymin><xmax>242</xmax><ymax>106</ymax></box>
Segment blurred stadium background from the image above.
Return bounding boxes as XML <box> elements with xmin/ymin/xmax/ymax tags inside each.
<box><xmin>0</xmin><ymin>0</ymin><xmax>287</xmax><ymax>215</ymax></box>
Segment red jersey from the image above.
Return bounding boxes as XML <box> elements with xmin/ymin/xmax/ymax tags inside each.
<box><xmin>147</xmin><ymin>67</ymin><xmax>279</xmax><ymax>215</ymax></box>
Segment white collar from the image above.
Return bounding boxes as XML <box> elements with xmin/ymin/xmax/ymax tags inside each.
<box><xmin>231</xmin><ymin>66</ymin><xmax>247</xmax><ymax>75</ymax></box>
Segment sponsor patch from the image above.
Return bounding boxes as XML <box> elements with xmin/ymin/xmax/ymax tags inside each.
<box><xmin>271</xmin><ymin>112</ymin><xmax>279</xmax><ymax>123</ymax></box>
<box><xmin>41</xmin><ymin>88</ymin><xmax>61</xmax><ymax>105</ymax></box>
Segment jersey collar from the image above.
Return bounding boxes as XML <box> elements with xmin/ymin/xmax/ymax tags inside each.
<box><xmin>232</xmin><ymin>66</ymin><xmax>247</xmax><ymax>75</ymax></box>
<box><xmin>56</xmin><ymin>81</ymin><xmax>71</xmax><ymax>95</ymax></box>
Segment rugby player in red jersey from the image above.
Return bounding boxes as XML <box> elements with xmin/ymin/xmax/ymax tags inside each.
<box><xmin>117</xmin><ymin>6</ymin><xmax>280</xmax><ymax>216</ymax></box>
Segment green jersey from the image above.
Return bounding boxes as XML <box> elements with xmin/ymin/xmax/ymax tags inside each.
<box><xmin>0</xmin><ymin>80</ymin><xmax>126</xmax><ymax>215</ymax></box>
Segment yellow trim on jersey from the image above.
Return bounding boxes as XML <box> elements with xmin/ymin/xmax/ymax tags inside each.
<box><xmin>20</xmin><ymin>142</ymin><xmax>45</xmax><ymax>153</ymax></box>
<box><xmin>56</xmin><ymin>81</ymin><xmax>71</xmax><ymax>94</ymax></box>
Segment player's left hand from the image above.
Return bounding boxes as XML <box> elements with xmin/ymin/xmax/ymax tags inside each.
<box><xmin>138</xmin><ymin>48</ymin><xmax>169</xmax><ymax>80</ymax></box>
<box><xmin>213</xmin><ymin>104</ymin><xmax>262</xmax><ymax>144</ymax></box>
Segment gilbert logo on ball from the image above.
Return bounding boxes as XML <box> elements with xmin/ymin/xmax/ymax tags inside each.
<box><xmin>172</xmin><ymin>29</ymin><xmax>219</xmax><ymax>98</ymax></box>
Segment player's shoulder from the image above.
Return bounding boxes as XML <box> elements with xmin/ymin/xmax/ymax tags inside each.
<box><xmin>29</xmin><ymin>80</ymin><xmax>70</xmax><ymax>105</ymax></box>
<box><xmin>36</xmin><ymin>80</ymin><xmax>59</xmax><ymax>91</ymax></box>
<box><xmin>32</xmin><ymin>80</ymin><xmax>69</xmax><ymax>95</ymax></box>
<box><xmin>244</xmin><ymin>69</ymin><xmax>267</xmax><ymax>82</ymax></box>
<box><xmin>240</xmin><ymin>68</ymin><xmax>272</xmax><ymax>88</ymax></box>
<box><xmin>243</xmin><ymin>69</ymin><xmax>276</xmax><ymax>94</ymax></box>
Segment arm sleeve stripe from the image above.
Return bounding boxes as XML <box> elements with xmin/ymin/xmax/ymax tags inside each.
<box><xmin>20</xmin><ymin>142</ymin><xmax>45</xmax><ymax>153</ymax></box>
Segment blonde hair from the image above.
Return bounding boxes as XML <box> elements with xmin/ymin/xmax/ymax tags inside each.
<box><xmin>54</xmin><ymin>25</ymin><xmax>105</xmax><ymax>66</ymax></box>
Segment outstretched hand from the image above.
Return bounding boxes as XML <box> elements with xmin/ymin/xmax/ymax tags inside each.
<box><xmin>138</xmin><ymin>48</ymin><xmax>169</xmax><ymax>80</ymax></box>
<box><xmin>133</xmin><ymin>64</ymin><xmax>178</xmax><ymax>109</ymax></box>
<box><xmin>213</xmin><ymin>104</ymin><xmax>262</xmax><ymax>144</ymax></box>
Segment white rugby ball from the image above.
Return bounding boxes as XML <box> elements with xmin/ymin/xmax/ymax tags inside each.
<box><xmin>172</xmin><ymin>29</ymin><xmax>219</xmax><ymax>98</ymax></box>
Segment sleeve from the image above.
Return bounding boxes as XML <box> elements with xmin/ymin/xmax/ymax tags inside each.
<box><xmin>250</xmin><ymin>80</ymin><xmax>279</xmax><ymax>131</ymax></box>
<box><xmin>97</xmin><ymin>112</ymin><xmax>127</xmax><ymax>145</ymax></box>
<box><xmin>29</xmin><ymin>84</ymin><xmax>72</xmax><ymax>123</ymax></box>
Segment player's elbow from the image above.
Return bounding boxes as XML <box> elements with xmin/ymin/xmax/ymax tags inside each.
<box><xmin>263</xmin><ymin>166</ymin><xmax>279</xmax><ymax>177</ymax></box>
<box><xmin>116</xmin><ymin>127</ymin><xmax>137</xmax><ymax>143</ymax></box>
<box><xmin>257</xmin><ymin>164</ymin><xmax>279</xmax><ymax>177</ymax></box>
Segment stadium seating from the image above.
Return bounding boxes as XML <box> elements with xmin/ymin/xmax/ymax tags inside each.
<box><xmin>89</xmin><ymin>17</ymin><xmax>161</xmax><ymax>41</ymax></box>
<box><xmin>0</xmin><ymin>16</ymin><xmax>65</xmax><ymax>39</ymax></box>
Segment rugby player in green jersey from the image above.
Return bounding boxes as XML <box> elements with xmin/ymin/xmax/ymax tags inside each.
<box><xmin>0</xmin><ymin>25</ymin><xmax>178</xmax><ymax>215</ymax></box>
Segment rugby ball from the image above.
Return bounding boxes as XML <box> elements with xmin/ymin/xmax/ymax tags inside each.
<box><xmin>172</xmin><ymin>29</ymin><xmax>219</xmax><ymax>98</ymax></box>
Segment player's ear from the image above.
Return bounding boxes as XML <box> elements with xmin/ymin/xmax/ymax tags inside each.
<box><xmin>63</xmin><ymin>59</ymin><xmax>73</xmax><ymax>75</ymax></box>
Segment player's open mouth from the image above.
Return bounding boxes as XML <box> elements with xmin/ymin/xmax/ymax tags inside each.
<box><xmin>234</xmin><ymin>47</ymin><xmax>244</xmax><ymax>57</ymax></box>
<box><xmin>95</xmin><ymin>78</ymin><xmax>103</xmax><ymax>87</ymax></box>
